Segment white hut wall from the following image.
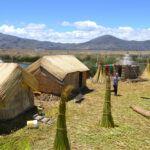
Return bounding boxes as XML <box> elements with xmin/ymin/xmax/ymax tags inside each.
<box><xmin>0</xmin><ymin>84</ymin><xmax>34</xmax><ymax>120</ymax></box>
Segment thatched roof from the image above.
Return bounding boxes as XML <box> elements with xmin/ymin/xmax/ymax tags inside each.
<box><xmin>0</xmin><ymin>63</ymin><xmax>38</xmax><ymax>101</ymax></box>
<box><xmin>26</xmin><ymin>55</ymin><xmax>89</xmax><ymax>81</ymax></box>
<box><xmin>115</xmin><ymin>54</ymin><xmax>138</xmax><ymax>66</ymax></box>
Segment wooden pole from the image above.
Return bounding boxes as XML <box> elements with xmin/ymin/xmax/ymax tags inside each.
<box><xmin>130</xmin><ymin>105</ymin><xmax>150</xmax><ymax>119</ymax></box>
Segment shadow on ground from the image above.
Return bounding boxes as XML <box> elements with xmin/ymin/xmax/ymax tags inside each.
<box><xmin>69</xmin><ymin>86</ymin><xmax>94</xmax><ymax>104</ymax></box>
<box><xmin>0</xmin><ymin>107</ymin><xmax>38</xmax><ymax>134</ymax></box>
<box><xmin>141</xmin><ymin>96</ymin><xmax>150</xmax><ymax>100</ymax></box>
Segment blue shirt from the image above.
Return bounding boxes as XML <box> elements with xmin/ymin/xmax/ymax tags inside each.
<box><xmin>113</xmin><ymin>76</ymin><xmax>118</xmax><ymax>86</ymax></box>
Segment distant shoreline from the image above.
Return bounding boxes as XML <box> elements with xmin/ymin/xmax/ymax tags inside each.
<box><xmin>0</xmin><ymin>49</ymin><xmax>150</xmax><ymax>63</ymax></box>
<box><xmin>1</xmin><ymin>49</ymin><xmax>150</xmax><ymax>56</ymax></box>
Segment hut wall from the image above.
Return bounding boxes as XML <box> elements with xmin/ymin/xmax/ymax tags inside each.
<box><xmin>114</xmin><ymin>65</ymin><xmax>139</xmax><ymax>79</ymax></box>
<box><xmin>121</xmin><ymin>66</ymin><xmax>126</xmax><ymax>80</ymax></box>
<box><xmin>33</xmin><ymin>68</ymin><xmax>62</xmax><ymax>95</ymax></box>
<box><xmin>64</xmin><ymin>72</ymin><xmax>79</xmax><ymax>89</ymax></box>
<box><xmin>32</xmin><ymin>67</ymin><xmax>88</xmax><ymax>95</ymax></box>
<box><xmin>0</xmin><ymin>84</ymin><xmax>34</xmax><ymax>120</ymax></box>
<box><xmin>82</xmin><ymin>72</ymin><xmax>87</xmax><ymax>87</ymax></box>
<box><xmin>64</xmin><ymin>71</ymin><xmax>87</xmax><ymax>89</ymax></box>
<box><xmin>123</xmin><ymin>66</ymin><xmax>139</xmax><ymax>79</ymax></box>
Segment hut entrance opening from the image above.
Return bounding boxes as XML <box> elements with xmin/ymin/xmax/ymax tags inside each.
<box><xmin>79</xmin><ymin>72</ymin><xmax>82</xmax><ymax>88</ymax></box>
<box><xmin>118</xmin><ymin>66</ymin><xmax>122</xmax><ymax>77</ymax></box>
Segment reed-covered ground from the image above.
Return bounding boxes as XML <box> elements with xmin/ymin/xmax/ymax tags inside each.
<box><xmin>1</xmin><ymin>79</ymin><xmax>150</xmax><ymax>150</ymax></box>
<box><xmin>0</xmin><ymin>50</ymin><xmax>149</xmax><ymax>76</ymax></box>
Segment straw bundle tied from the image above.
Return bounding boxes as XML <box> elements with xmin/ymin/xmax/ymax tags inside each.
<box><xmin>92</xmin><ymin>65</ymin><xmax>100</xmax><ymax>83</ymax></box>
<box><xmin>98</xmin><ymin>64</ymin><xmax>106</xmax><ymax>83</ymax></box>
<box><xmin>54</xmin><ymin>85</ymin><xmax>73</xmax><ymax>150</ymax></box>
<box><xmin>92</xmin><ymin>59</ymin><xmax>105</xmax><ymax>83</ymax></box>
<box><xmin>100</xmin><ymin>75</ymin><xmax>114</xmax><ymax>128</ymax></box>
<box><xmin>142</xmin><ymin>59</ymin><xmax>150</xmax><ymax>79</ymax></box>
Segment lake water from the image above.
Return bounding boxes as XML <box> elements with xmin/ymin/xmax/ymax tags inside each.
<box><xmin>0</xmin><ymin>60</ymin><xmax>30</xmax><ymax>69</ymax></box>
<box><xmin>19</xmin><ymin>64</ymin><xmax>30</xmax><ymax>68</ymax></box>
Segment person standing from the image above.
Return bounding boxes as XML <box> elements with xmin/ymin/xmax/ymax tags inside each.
<box><xmin>113</xmin><ymin>72</ymin><xmax>119</xmax><ymax>96</ymax></box>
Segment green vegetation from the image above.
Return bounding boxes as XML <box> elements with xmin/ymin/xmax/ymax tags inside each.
<box><xmin>100</xmin><ymin>75</ymin><xmax>114</xmax><ymax>128</ymax></box>
<box><xmin>77</xmin><ymin>55</ymin><xmax>117</xmax><ymax>76</ymax></box>
<box><xmin>132</xmin><ymin>55</ymin><xmax>148</xmax><ymax>64</ymax></box>
<box><xmin>0</xmin><ymin>55</ymin><xmax>40</xmax><ymax>63</ymax></box>
<box><xmin>0</xmin><ymin>136</ymin><xmax>30</xmax><ymax>150</ymax></box>
<box><xmin>17</xmin><ymin>56</ymin><xmax>40</xmax><ymax>62</ymax></box>
<box><xmin>54</xmin><ymin>86</ymin><xmax>73</xmax><ymax>150</ymax></box>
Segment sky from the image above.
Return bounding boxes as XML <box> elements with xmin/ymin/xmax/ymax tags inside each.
<box><xmin>0</xmin><ymin>0</ymin><xmax>150</xmax><ymax>43</ymax></box>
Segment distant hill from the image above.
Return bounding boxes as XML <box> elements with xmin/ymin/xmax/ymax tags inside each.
<box><xmin>0</xmin><ymin>33</ymin><xmax>150</xmax><ymax>50</ymax></box>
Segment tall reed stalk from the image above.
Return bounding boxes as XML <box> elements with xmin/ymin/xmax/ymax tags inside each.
<box><xmin>100</xmin><ymin>75</ymin><xmax>114</xmax><ymax>128</ymax></box>
<box><xmin>54</xmin><ymin>86</ymin><xmax>73</xmax><ymax>150</ymax></box>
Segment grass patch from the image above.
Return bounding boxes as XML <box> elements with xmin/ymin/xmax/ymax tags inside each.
<box><xmin>1</xmin><ymin>73</ymin><xmax>150</xmax><ymax>149</ymax></box>
<box><xmin>0</xmin><ymin>136</ymin><xmax>31</xmax><ymax>150</ymax></box>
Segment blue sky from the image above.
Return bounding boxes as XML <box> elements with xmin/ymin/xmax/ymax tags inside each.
<box><xmin>0</xmin><ymin>0</ymin><xmax>150</xmax><ymax>43</ymax></box>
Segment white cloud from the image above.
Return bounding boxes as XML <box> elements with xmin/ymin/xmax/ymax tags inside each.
<box><xmin>0</xmin><ymin>21</ymin><xmax>150</xmax><ymax>43</ymax></box>
<box><xmin>118</xmin><ymin>27</ymin><xmax>133</xmax><ymax>31</ymax></box>
<box><xmin>61</xmin><ymin>20</ymin><xmax>104</xmax><ymax>31</ymax></box>
<box><xmin>0</xmin><ymin>25</ymin><xmax>26</xmax><ymax>35</ymax></box>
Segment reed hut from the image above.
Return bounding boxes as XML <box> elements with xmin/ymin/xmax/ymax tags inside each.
<box><xmin>26</xmin><ymin>55</ymin><xmax>90</xmax><ymax>95</ymax></box>
<box><xmin>0</xmin><ymin>63</ymin><xmax>38</xmax><ymax>120</ymax></box>
<box><xmin>114</xmin><ymin>54</ymin><xmax>139</xmax><ymax>80</ymax></box>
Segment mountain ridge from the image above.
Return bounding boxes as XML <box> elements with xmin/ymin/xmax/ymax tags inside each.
<box><xmin>0</xmin><ymin>33</ymin><xmax>150</xmax><ymax>50</ymax></box>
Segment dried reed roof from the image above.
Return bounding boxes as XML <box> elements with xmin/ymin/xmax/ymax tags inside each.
<box><xmin>142</xmin><ymin>59</ymin><xmax>150</xmax><ymax>79</ymax></box>
<box><xmin>115</xmin><ymin>54</ymin><xmax>138</xmax><ymax>66</ymax></box>
<box><xmin>26</xmin><ymin>55</ymin><xmax>89</xmax><ymax>81</ymax></box>
<box><xmin>0</xmin><ymin>63</ymin><xmax>38</xmax><ymax>101</ymax></box>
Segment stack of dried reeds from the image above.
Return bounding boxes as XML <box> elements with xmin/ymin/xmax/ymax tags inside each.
<box><xmin>142</xmin><ymin>59</ymin><xmax>150</xmax><ymax>79</ymax></box>
<box><xmin>100</xmin><ymin>75</ymin><xmax>114</xmax><ymax>128</ymax></box>
<box><xmin>92</xmin><ymin>59</ymin><xmax>105</xmax><ymax>83</ymax></box>
<box><xmin>54</xmin><ymin>86</ymin><xmax>73</xmax><ymax>150</ymax></box>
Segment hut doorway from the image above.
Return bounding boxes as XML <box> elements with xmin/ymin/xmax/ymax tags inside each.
<box><xmin>118</xmin><ymin>66</ymin><xmax>122</xmax><ymax>77</ymax></box>
<box><xmin>79</xmin><ymin>72</ymin><xmax>82</xmax><ymax>88</ymax></box>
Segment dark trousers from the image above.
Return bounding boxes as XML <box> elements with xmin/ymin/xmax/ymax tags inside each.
<box><xmin>113</xmin><ymin>85</ymin><xmax>118</xmax><ymax>96</ymax></box>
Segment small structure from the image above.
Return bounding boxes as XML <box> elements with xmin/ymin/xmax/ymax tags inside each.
<box><xmin>0</xmin><ymin>63</ymin><xmax>38</xmax><ymax>120</ymax></box>
<box><xmin>26</xmin><ymin>55</ymin><xmax>90</xmax><ymax>95</ymax></box>
<box><xmin>142</xmin><ymin>59</ymin><xmax>150</xmax><ymax>79</ymax></box>
<box><xmin>114</xmin><ymin>54</ymin><xmax>139</xmax><ymax>80</ymax></box>
<box><xmin>92</xmin><ymin>59</ymin><xmax>106</xmax><ymax>83</ymax></box>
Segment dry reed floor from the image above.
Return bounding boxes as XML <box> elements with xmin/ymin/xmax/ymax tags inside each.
<box><xmin>1</xmin><ymin>79</ymin><xmax>150</xmax><ymax>150</ymax></box>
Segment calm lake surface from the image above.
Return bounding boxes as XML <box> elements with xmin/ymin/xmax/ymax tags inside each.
<box><xmin>0</xmin><ymin>60</ymin><xmax>30</xmax><ymax>68</ymax></box>
<box><xmin>19</xmin><ymin>64</ymin><xmax>30</xmax><ymax>68</ymax></box>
